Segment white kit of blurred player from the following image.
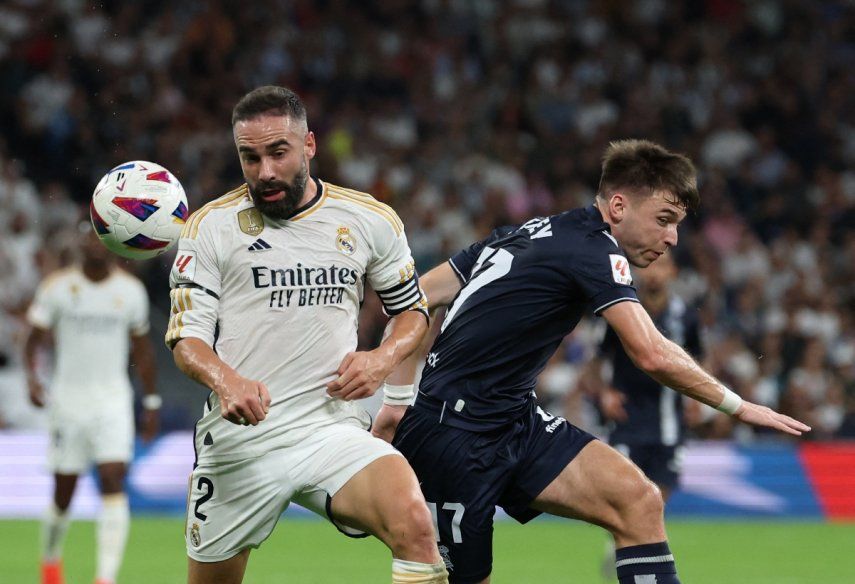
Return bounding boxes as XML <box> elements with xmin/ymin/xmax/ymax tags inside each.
<box><xmin>24</xmin><ymin>225</ymin><xmax>160</xmax><ymax>584</ymax></box>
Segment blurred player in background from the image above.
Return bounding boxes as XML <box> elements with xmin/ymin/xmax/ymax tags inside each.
<box><xmin>380</xmin><ymin>140</ymin><xmax>810</xmax><ymax>583</ymax></box>
<box><xmin>24</xmin><ymin>226</ymin><xmax>159</xmax><ymax>584</ymax></box>
<box><xmin>167</xmin><ymin>86</ymin><xmax>446</xmax><ymax>583</ymax></box>
<box><xmin>583</xmin><ymin>253</ymin><xmax>702</xmax><ymax>580</ymax></box>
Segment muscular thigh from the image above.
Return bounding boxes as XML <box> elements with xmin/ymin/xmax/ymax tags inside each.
<box><xmin>293</xmin><ymin>423</ymin><xmax>404</xmax><ymax>536</ymax></box>
<box><xmin>530</xmin><ymin>440</ymin><xmax>650</xmax><ymax>526</ymax></box>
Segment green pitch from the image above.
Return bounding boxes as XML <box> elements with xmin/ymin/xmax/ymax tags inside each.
<box><xmin>3</xmin><ymin>517</ymin><xmax>852</xmax><ymax>583</ymax></box>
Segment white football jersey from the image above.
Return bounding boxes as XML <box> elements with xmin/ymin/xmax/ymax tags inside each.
<box><xmin>167</xmin><ymin>180</ymin><xmax>427</xmax><ymax>464</ymax></box>
<box><xmin>27</xmin><ymin>266</ymin><xmax>150</xmax><ymax>415</ymax></box>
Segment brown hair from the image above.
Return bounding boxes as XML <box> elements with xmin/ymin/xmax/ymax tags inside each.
<box><xmin>597</xmin><ymin>139</ymin><xmax>699</xmax><ymax>211</ymax></box>
<box><xmin>232</xmin><ymin>86</ymin><xmax>307</xmax><ymax>127</ymax></box>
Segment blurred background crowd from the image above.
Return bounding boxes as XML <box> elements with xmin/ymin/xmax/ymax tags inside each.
<box><xmin>0</xmin><ymin>0</ymin><xmax>853</xmax><ymax>440</ymax></box>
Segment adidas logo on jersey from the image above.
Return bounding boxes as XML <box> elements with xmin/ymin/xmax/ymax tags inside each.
<box><xmin>247</xmin><ymin>238</ymin><xmax>272</xmax><ymax>252</ymax></box>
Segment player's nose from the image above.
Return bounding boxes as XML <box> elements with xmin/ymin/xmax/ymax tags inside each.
<box><xmin>258</xmin><ymin>156</ymin><xmax>277</xmax><ymax>182</ymax></box>
<box><xmin>664</xmin><ymin>224</ymin><xmax>678</xmax><ymax>247</ymax></box>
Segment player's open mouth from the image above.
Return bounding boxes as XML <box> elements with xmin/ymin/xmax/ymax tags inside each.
<box><xmin>262</xmin><ymin>189</ymin><xmax>285</xmax><ymax>202</ymax></box>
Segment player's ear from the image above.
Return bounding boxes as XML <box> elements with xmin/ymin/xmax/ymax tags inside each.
<box><xmin>305</xmin><ymin>131</ymin><xmax>317</xmax><ymax>160</ymax></box>
<box><xmin>608</xmin><ymin>192</ymin><xmax>628</xmax><ymax>223</ymax></box>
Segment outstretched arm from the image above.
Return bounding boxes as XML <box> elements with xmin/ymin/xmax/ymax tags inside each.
<box><xmin>602</xmin><ymin>301</ymin><xmax>810</xmax><ymax>436</ymax></box>
<box><xmin>173</xmin><ymin>337</ymin><xmax>271</xmax><ymax>426</ymax></box>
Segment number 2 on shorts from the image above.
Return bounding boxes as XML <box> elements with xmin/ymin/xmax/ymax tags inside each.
<box><xmin>193</xmin><ymin>477</ymin><xmax>214</xmax><ymax>521</ymax></box>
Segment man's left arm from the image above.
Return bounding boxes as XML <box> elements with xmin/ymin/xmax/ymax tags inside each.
<box><xmin>326</xmin><ymin>309</ymin><xmax>427</xmax><ymax>402</ymax></box>
<box><xmin>129</xmin><ymin>282</ymin><xmax>159</xmax><ymax>442</ymax></box>
<box><xmin>130</xmin><ymin>332</ymin><xmax>159</xmax><ymax>442</ymax></box>
<box><xmin>327</xmin><ymin>206</ymin><xmax>429</xmax><ymax>404</ymax></box>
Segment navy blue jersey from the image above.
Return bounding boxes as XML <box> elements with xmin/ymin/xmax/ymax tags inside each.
<box><xmin>601</xmin><ymin>296</ymin><xmax>701</xmax><ymax>446</ymax></box>
<box><xmin>418</xmin><ymin>206</ymin><xmax>639</xmax><ymax>431</ymax></box>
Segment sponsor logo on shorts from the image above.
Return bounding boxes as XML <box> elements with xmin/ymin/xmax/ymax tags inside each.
<box><xmin>189</xmin><ymin>522</ymin><xmax>201</xmax><ymax>547</ymax></box>
<box><xmin>545</xmin><ymin>416</ymin><xmax>566</xmax><ymax>433</ymax></box>
<box><xmin>438</xmin><ymin>544</ymin><xmax>454</xmax><ymax>572</ymax></box>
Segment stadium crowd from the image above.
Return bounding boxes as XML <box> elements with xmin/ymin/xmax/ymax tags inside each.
<box><xmin>0</xmin><ymin>0</ymin><xmax>853</xmax><ymax>439</ymax></box>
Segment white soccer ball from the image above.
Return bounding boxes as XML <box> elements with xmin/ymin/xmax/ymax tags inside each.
<box><xmin>89</xmin><ymin>160</ymin><xmax>189</xmax><ymax>260</ymax></box>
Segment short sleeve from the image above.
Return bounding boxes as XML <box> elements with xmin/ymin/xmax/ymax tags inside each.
<box><xmin>26</xmin><ymin>279</ymin><xmax>57</xmax><ymax>330</ymax></box>
<box><xmin>165</xmin><ymin>219</ymin><xmax>222</xmax><ymax>348</ymax></box>
<box><xmin>366</xmin><ymin>217</ymin><xmax>428</xmax><ymax>317</ymax></box>
<box><xmin>448</xmin><ymin>225</ymin><xmax>517</xmax><ymax>283</ymax></box>
<box><xmin>569</xmin><ymin>232</ymin><xmax>639</xmax><ymax>315</ymax></box>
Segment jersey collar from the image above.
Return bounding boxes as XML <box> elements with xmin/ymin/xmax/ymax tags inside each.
<box><xmin>274</xmin><ymin>177</ymin><xmax>326</xmax><ymax>222</ymax></box>
<box><xmin>584</xmin><ymin>204</ymin><xmax>609</xmax><ymax>232</ymax></box>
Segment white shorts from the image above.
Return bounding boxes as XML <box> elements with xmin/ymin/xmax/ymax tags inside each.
<box><xmin>185</xmin><ymin>422</ymin><xmax>401</xmax><ymax>562</ymax></box>
<box><xmin>48</xmin><ymin>405</ymin><xmax>134</xmax><ymax>474</ymax></box>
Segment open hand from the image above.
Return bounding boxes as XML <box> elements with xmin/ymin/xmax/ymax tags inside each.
<box><xmin>733</xmin><ymin>401</ymin><xmax>811</xmax><ymax>436</ymax></box>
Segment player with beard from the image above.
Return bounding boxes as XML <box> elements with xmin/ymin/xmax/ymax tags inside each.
<box><xmin>167</xmin><ymin>86</ymin><xmax>447</xmax><ymax>583</ymax></box>
<box><xmin>25</xmin><ymin>226</ymin><xmax>159</xmax><ymax>584</ymax></box>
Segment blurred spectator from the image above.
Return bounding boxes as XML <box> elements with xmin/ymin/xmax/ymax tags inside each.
<box><xmin>0</xmin><ymin>0</ymin><xmax>851</xmax><ymax>439</ymax></box>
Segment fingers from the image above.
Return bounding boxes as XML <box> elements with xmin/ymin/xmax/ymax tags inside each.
<box><xmin>259</xmin><ymin>383</ymin><xmax>271</xmax><ymax>413</ymax></box>
<box><xmin>326</xmin><ymin>366</ymin><xmax>357</xmax><ymax>396</ymax></box>
<box><xmin>738</xmin><ymin>403</ymin><xmax>812</xmax><ymax>436</ymax></box>
<box><xmin>221</xmin><ymin>382</ymin><xmax>271</xmax><ymax>426</ymax></box>
<box><xmin>337</xmin><ymin>352</ymin><xmax>356</xmax><ymax>375</ymax></box>
<box><xmin>773</xmin><ymin>413</ymin><xmax>811</xmax><ymax>436</ymax></box>
<box><xmin>328</xmin><ymin>376</ymin><xmax>380</xmax><ymax>401</ymax></box>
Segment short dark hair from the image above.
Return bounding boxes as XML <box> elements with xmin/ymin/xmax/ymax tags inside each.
<box><xmin>597</xmin><ymin>139</ymin><xmax>699</xmax><ymax>211</ymax></box>
<box><xmin>231</xmin><ymin>86</ymin><xmax>307</xmax><ymax>127</ymax></box>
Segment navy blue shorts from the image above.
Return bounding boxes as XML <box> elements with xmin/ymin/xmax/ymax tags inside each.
<box><xmin>610</xmin><ymin>442</ymin><xmax>683</xmax><ymax>492</ymax></box>
<box><xmin>392</xmin><ymin>400</ymin><xmax>596</xmax><ymax>583</ymax></box>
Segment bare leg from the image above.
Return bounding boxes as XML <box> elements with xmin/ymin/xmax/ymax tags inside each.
<box><xmin>330</xmin><ymin>454</ymin><xmax>447</xmax><ymax>582</ymax></box>
<box><xmin>188</xmin><ymin>549</ymin><xmax>250</xmax><ymax>584</ymax></box>
<box><xmin>53</xmin><ymin>474</ymin><xmax>78</xmax><ymax>511</ymax></box>
<box><xmin>532</xmin><ymin>441</ymin><xmax>679</xmax><ymax>583</ymax></box>
<box><xmin>531</xmin><ymin>441</ymin><xmax>666</xmax><ymax>547</ymax></box>
<box><xmin>330</xmin><ymin>454</ymin><xmax>439</xmax><ymax>563</ymax></box>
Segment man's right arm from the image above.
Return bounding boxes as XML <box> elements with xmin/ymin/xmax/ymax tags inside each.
<box><xmin>23</xmin><ymin>325</ymin><xmax>50</xmax><ymax>408</ymax></box>
<box><xmin>167</xmin><ymin>213</ymin><xmax>270</xmax><ymax>426</ymax></box>
<box><xmin>602</xmin><ymin>300</ymin><xmax>810</xmax><ymax>436</ymax></box>
<box><xmin>173</xmin><ymin>338</ymin><xmax>270</xmax><ymax>426</ymax></box>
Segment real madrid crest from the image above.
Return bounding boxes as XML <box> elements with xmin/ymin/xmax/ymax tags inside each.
<box><xmin>238</xmin><ymin>208</ymin><xmax>265</xmax><ymax>236</ymax></box>
<box><xmin>336</xmin><ymin>226</ymin><xmax>356</xmax><ymax>255</ymax></box>
<box><xmin>190</xmin><ymin>522</ymin><xmax>201</xmax><ymax>547</ymax></box>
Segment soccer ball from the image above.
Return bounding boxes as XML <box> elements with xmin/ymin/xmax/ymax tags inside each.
<box><xmin>89</xmin><ymin>161</ymin><xmax>189</xmax><ymax>260</ymax></box>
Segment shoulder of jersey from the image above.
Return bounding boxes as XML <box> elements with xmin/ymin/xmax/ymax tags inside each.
<box><xmin>112</xmin><ymin>267</ymin><xmax>145</xmax><ymax>287</ymax></box>
<box><xmin>39</xmin><ymin>266</ymin><xmax>79</xmax><ymax>290</ymax></box>
<box><xmin>180</xmin><ymin>184</ymin><xmax>250</xmax><ymax>239</ymax></box>
<box><xmin>323</xmin><ymin>182</ymin><xmax>404</xmax><ymax>236</ymax></box>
